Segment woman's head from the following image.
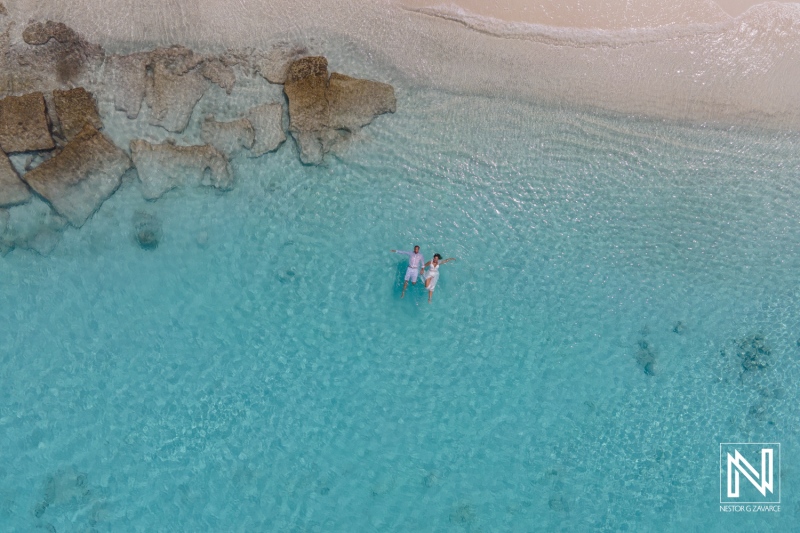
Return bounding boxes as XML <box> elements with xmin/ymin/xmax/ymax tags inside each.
<box><xmin>433</xmin><ymin>253</ymin><xmax>442</xmax><ymax>261</ymax></box>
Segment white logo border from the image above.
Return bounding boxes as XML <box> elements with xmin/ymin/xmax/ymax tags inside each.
<box><xmin>719</xmin><ymin>442</ymin><xmax>781</xmax><ymax>504</ymax></box>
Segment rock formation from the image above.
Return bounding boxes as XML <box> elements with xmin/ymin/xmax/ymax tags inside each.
<box><xmin>635</xmin><ymin>338</ymin><xmax>657</xmax><ymax>376</ymax></box>
<box><xmin>21</xmin><ymin>124</ymin><xmax>131</xmax><ymax>227</ymax></box>
<box><xmin>0</xmin><ymin>199</ymin><xmax>67</xmax><ymax>255</ymax></box>
<box><xmin>145</xmin><ymin>47</ymin><xmax>208</xmax><ymax>133</ymax></box>
<box><xmin>22</xmin><ymin>21</ymin><xmax>81</xmax><ymax>46</ymax></box>
<box><xmin>0</xmin><ymin>21</ymin><xmax>398</xmax><ymax>253</ymax></box>
<box><xmin>0</xmin><ymin>148</ymin><xmax>31</xmax><ymax>206</ymax></box>
<box><xmin>736</xmin><ymin>333</ymin><xmax>770</xmax><ymax>371</ymax></box>
<box><xmin>52</xmin><ymin>87</ymin><xmax>103</xmax><ymax>141</ymax></box>
<box><xmin>283</xmin><ymin>56</ymin><xmax>395</xmax><ymax>164</ymax></box>
<box><xmin>248</xmin><ymin>103</ymin><xmax>286</xmax><ymax>156</ymax></box>
<box><xmin>133</xmin><ymin>211</ymin><xmax>162</xmax><ymax>250</ymax></box>
<box><xmin>327</xmin><ymin>73</ymin><xmax>397</xmax><ymax>131</ymax></box>
<box><xmin>285</xmin><ymin>56</ymin><xmax>329</xmax><ymax>131</ymax></box>
<box><xmin>201</xmin><ymin>59</ymin><xmax>236</xmax><ymax>94</ymax></box>
<box><xmin>256</xmin><ymin>42</ymin><xmax>309</xmax><ymax>84</ymax></box>
<box><xmin>0</xmin><ymin>92</ymin><xmax>55</xmax><ymax>153</ymax></box>
<box><xmin>106</xmin><ymin>53</ymin><xmax>149</xmax><ymax>119</ymax></box>
<box><xmin>3</xmin><ymin>21</ymin><xmax>105</xmax><ymax>91</ymax></box>
<box><xmin>130</xmin><ymin>140</ymin><xmax>231</xmax><ymax>200</ymax></box>
<box><xmin>200</xmin><ymin>115</ymin><xmax>254</xmax><ymax>157</ymax></box>
<box><xmin>110</xmin><ymin>50</ymin><xmax>236</xmax><ymax>123</ymax></box>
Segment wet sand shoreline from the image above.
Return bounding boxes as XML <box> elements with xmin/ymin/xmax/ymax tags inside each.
<box><xmin>401</xmin><ymin>0</ymin><xmax>800</xmax><ymax>28</ymax></box>
<box><xmin>4</xmin><ymin>0</ymin><xmax>800</xmax><ymax>129</ymax></box>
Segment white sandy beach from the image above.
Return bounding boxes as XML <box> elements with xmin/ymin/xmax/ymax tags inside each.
<box><xmin>4</xmin><ymin>0</ymin><xmax>800</xmax><ymax>128</ymax></box>
<box><xmin>402</xmin><ymin>0</ymin><xmax>800</xmax><ymax>27</ymax></box>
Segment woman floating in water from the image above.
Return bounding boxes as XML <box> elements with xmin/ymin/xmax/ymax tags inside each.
<box><xmin>423</xmin><ymin>254</ymin><xmax>456</xmax><ymax>303</ymax></box>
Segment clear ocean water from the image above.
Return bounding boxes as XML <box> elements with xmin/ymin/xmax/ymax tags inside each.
<box><xmin>2</xmin><ymin>88</ymin><xmax>800</xmax><ymax>532</ymax></box>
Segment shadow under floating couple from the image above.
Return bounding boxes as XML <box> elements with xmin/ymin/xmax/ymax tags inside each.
<box><xmin>391</xmin><ymin>246</ymin><xmax>455</xmax><ymax>303</ymax></box>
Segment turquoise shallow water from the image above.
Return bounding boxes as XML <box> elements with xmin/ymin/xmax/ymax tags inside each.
<box><xmin>2</xmin><ymin>89</ymin><xmax>800</xmax><ymax>531</ymax></box>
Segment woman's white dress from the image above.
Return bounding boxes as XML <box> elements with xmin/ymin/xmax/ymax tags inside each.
<box><xmin>426</xmin><ymin>261</ymin><xmax>440</xmax><ymax>291</ymax></box>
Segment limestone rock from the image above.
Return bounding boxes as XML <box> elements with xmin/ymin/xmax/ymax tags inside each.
<box><xmin>256</xmin><ymin>43</ymin><xmax>309</xmax><ymax>84</ymax></box>
<box><xmin>0</xmin><ymin>3</ymin><xmax>7</xmax><ymax>16</ymax></box>
<box><xmin>146</xmin><ymin>47</ymin><xmax>208</xmax><ymax>133</ymax></box>
<box><xmin>285</xmin><ymin>56</ymin><xmax>329</xmax><ymax>133</ymax></box>
<box><xmin>0</xmin><ymin>199</ymin><xmax>67</xmax><ymax>255</ymax></box>
<box><xmin>283</xmin><ymin>56</ymin><xmax>395</xmax><ymax>164</ymax></box>
<box><xmin>21</xmin><ymin>21</ymin><xmax>80</xmax><ymax>45</ymax></box>
<box><xmin>107</xmin><ymin>53</ymin><xmax>149</xmax><ymax>119</ymax></box>
<box><xmin>248</xmin><ymin>103</ymin><xmax>285</xmax><ymax>156</ymax></box>
<box><xmin>293</xmin><ymin>132</ymin><xmax>324</xmax><ymax>165</ymax></box>
<box><xmin>201</xmin><ymin>59</ymin><xmax>236</xmax><ymax>94</ymax></box>
<box><xmin>14</xmin><ymin>21</ymin><xmax>104</xmax><ymax>87</ymax></box>
<box><xmin>1</xmin><ymin>149</ymin><xmax>31</xmax><ymax>206</ymax></box>
<box><xmin>327</xmin><ymin>73</ymin><xmax>396</xmax><ymax>131</ymax></box>
<box><xmin>130</xmin><ymin>140</ymin><xmax>231</xmax><ymax>200</ymax></box>
<box><xmin>737</xmin><ymin>333</ymin><xmax>770</xmax><ymax>371</ymax></box>
<box><xmin>52</xmin><ymin>87</ymin><xmax>102</xmax><ymax>141</ymax></box>
<box><xmin>0</xmin><ymin>93</ymin><xmax>55</xmax><ymax>153</ymax></box>
<box><xmin>133</xmin><ymin>211</ymin><xmax>161</xmax><ymax>250</ymax></box>
<box><xmin>21</xmin><ymin>124</ymin><xmax>131</xmax><ymax>227</ymax></box>
<box><xmin>149</xmin><ymin>46</ymin><xmax>203</xmax><ymax>75</ymax></box>
<box><xmin>200</xmin><ymin>115</ymin><xmax>254</xmax><ymax>157</ymax></box>
<box><xmin>292</xmin><ymin>130</ymin><xmax>350</xmax><ymax>165</ymax></box>
<box><xmin>23</xmin><ymin>151</ymin><xmax>55</xmax><ymax>173</ymax></box>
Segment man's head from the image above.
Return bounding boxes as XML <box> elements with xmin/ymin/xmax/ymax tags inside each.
<box><xmin>414</xmin><ymin>245</ymin><xmax>420</xmax><ymax>253</ymax></box>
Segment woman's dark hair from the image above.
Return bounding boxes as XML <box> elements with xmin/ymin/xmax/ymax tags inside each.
<box><xmin>434</xmin><ymin>253</ymin><xmax>442</xmax><ymax>260</ymax></box>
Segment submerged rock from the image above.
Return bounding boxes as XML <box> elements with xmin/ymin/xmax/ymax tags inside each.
<box><xmin>146</xmin><ymin>47</ymin><xmax>208</xmax><ymax>133</ymax></box>
<box><xmin>256</xmin><ymin>42</ymin><xmax>309</xmax><ymax>84</ymax></box>
<box><xmin>13</xmin><ymin>21</ymin><xmax>104</xmax><ymax>88</ymax></box>
<box><xmin>635</xmin><ymin>338</ymin><xmax>657</xmax><ymax>376</ymax></box>
<box><xmin>200</xmin><ymin>115</ymin><xmax>254</xmax><ymax>157</ymax></box>
<box><xmin>21</xmin><ymin>124</ymin><xmax>131</xmax><ymax>227</ymax></box>
<box><xmin>285</xmin><ymin>56</ymin><xmax>329</xmax><ymax>132</ymax></box>
<box><xmin>247</xmin><ymin>103</ymin><xmax>286</xmax><ymax>156</ymax></box>
<box><xmin>22</xmin><ymin>21</ymin><xmax>81</xmax><ymax>46</ymax></box>
<box><xmin>132</xmin><ymin>211</ymin><xmax>161</xmax><ymax>250</ymax></box>
<box><xmin>201</xmin><ymin>58</ymin><xmax>236</xmax><ymax>94</ymax></box>
<box><xmin>36</xmin><ymin>467</ymin><xmax>91</xmax><ymax>517</ymax></box>
<box><xmin>327</xmin><ymin>73</ymin><xmax>396</xmax><ymax>131</ymax></box>
<box><xmin>548</xmin><ymin>495</ymin><xmax>570</xmax><ymax>512</ymax></box>
<box><xmin>0</xmin><ymin>198</ymin><xmax>67</xmax><ymax>255</ymax></box>
<box><xmin>110</xmin><ymin>50</ymin><xmax>232</xmax><ymax>122</ymax></box>
<box><xmin>284</xmin><ymin>57</ymin><xmax>333</xmax><ymax>164</ymax></box>
<box><xmin>0</xmin><ymin>92</ymin><xmax>55</xmax><ymax>153</ymax></box>
<box><xmin>283</xmin><ymin>56</ymin><xmax>395</xmax><ymax>164</ymax></box>
<box><xmin>737</xmin><ymin>333</ymin><xmax>770</xmax><ymax>371</ymax></box>
<box><xmin>107</xmin><ymin>52</ymin><xmax>149</xmax><ymax>119</ymax></box>
<box><xmin>289</xmin><ymin>132</ymin><xmax>319</xmax><ymax>164</ymax></box>
<box><xmin>52</xmin><ymin>87</ymin><xmax>103</xmax><ymax>141</ymax></box>
<box><xmin>130</xmin><ymin>139</ymin><xmax>231</xmax><ymax>200</ymax></box>
<box><xmin>0</xmin><ymin>148</ymin><xmax>31</xmax><ymax>207</ymax></box>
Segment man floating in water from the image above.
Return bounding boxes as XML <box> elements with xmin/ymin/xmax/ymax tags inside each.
<box><xmin>391</xmin><ymin>246</ymin><xmax>425</xmax><ymax>298</ymax></box>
